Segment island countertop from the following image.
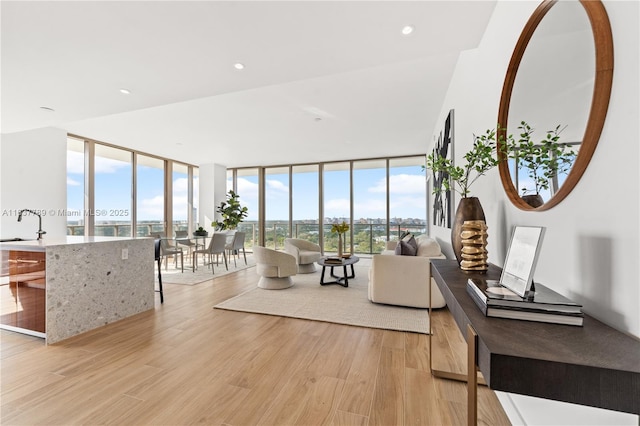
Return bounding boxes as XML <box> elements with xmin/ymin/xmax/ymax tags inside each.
<box><xmin>1</xmin><ymin>236</ymin><xmax>155</xmax><ymax>344</ymax></box>
<box><xmin>0</xmin><ymin>236</ymin><xmax>150</xmax><ymax>252</ymax></box>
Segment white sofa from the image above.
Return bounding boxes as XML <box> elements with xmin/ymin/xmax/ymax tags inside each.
<box><xmin>368</xmin><ymin>235</ymin><xmax>447</xmax><ymax>309</ymax></box>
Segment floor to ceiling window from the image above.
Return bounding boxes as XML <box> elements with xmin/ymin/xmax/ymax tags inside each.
<box><xmin>389</xmin><ymin>156</ymin><xmax>427</xmax><ymax>239</ymax></box>
<box><xmin>94</xmin><ymin>144</ymin><xmax>132</xmax><ymax>237</ymax></box>
<box><xmin>292</xmin><ymin>165</ymin><xmax>319</xmax><ymax>243</ymax></box>
<box><xmin>136</xmin><ymin>155</ymin><xmax>165</xmax><ymax>237</ymax></box>
<box><xmin>264</xmin><ymin>167</ymin><xmax>289</xmax><ymax>250</ymax></box>
<box><xmin>66</xmin><ymin>137</ymin><xmax>85</xmax><ymax>236</ymax></box>
<box><xmin>353</xmin><ymin>159</ymin><xmax>387</xmax><ymax>254</ymax></box>
<box><xmin>172</xmin><ymin>163</ymin><xmax>189</xmax><ymax>233</ymax></box>
<box><xmin>235</xmin><ymin>168</ymin><xmax>259</xmax><ymax>248</ymax></box>
<box><xmin>228</xmin><ymin>155</ymin><xmax>428</xmax><ymax>255</ymax></box>
<box><xmin>66</xmin><ymin>136</ymin><xmax>197</xmax><ymax>238</ymax></box>
<box><xmin>323</xmin><ymin>162</ymin><xmax>351</xmax><ymax>254</ymax></box>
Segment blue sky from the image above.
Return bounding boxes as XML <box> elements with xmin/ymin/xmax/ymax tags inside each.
<box><xmin>234</xmin><ymin>165</ymin><xmax>426</xmax><ymax>222</ymax></box>
<box><xmin>68</xmin><ymin>150</ymin><xmax>426</xmax><ymax>223</ymax></box>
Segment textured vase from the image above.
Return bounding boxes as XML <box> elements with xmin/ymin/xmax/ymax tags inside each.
<box><xmin>452</xmin><ymin>197</ymin><xmax>485</xmax><ymax>265</ymax></box>
<box><xmin>337</xmin><ymin>233</ymin><xmax>343</xmax><ymax>258</ymax></box>
<box><xmin>522</xmin><ymin>194</ymin><xmax>544</xmax><ymax>208</ymax></box>
<box><xmin>460</xmin><ymin>220</ymin><xmax>488</xmax><ymax>272</ymax></box>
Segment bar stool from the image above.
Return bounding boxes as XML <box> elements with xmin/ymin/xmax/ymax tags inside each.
<box><xmin>154</xmin><ymin>239</ymin><xmax>164</xmax><ymax>304</ymax></box>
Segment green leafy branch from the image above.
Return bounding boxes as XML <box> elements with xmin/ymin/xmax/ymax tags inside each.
<box><xmin>509</xmin><ymin>121</ymin><xmax>576</xmax><ymax>195</ymax></box>
<box><xmin>213</xmin><ymin>190</ymin><xmax>248</xmax><ymax>230</ymax></box>
<box><xmin>426</xmin><ymin>127</ymin><xmax>509</xmax><ymax>198</ymax></box>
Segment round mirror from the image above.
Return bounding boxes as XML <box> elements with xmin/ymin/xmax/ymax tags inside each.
<box><xmin>497</xmin><ymin>0</ymin><xmax>613</xmax><ymax>211</ymax></box>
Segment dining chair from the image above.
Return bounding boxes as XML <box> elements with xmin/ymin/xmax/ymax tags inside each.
<box><xmin>160</xmin><ymin>238</ymin><xmax>184</xmax><ymax>272</ymax></box>
<box><xmin>175</xmin><ymin>230</ymin><xmax>197</xmax><ymax>256</ymax></box>
<box><xmin>192</xmin><ymin>233</ymin><xmax>228</xmax><ymax>273</ymax></box>
<box><xmin>224</xmin><ymin>233</ymin><xmax>235</xmax><ymax>252</ymax></box>
<box><xmin>227</xmin><ymin>231</ymin><xmax>247</xmax><ymax>267</ymax></box>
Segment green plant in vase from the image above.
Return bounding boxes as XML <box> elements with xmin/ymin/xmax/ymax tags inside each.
<box><xmin>508</xmin><ymin>121</ymin><xmax>577</xmax><ymax>207</ymax></box>
<box><xmin>426</xmin><ymin>127</ymin><xmax>510</xmax><ymax>265</ymax></box>
<box><xmin>331</xmin><ymin>221</ymin><xmax>349</xmax><ymax>257</ymax></box>
<box><xmin>426</xmin><ymin>128</ymin><xmax>506</xmax><ymax>198</ymax></box>
<box><xmin>213</xmin><ymin>190</ymin><xmax>248</xmax><ymax>231</ymax></box>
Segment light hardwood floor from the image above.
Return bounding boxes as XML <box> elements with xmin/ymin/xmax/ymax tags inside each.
<box><xmin>0</xmin><ymin>265</ymin><xmax>510</xmax><ymax>425</ymax></box>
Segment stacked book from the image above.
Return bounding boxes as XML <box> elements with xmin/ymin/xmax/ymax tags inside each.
<box><xmin>467</xmin><ymin>278</ymin><xmax>584</xmax><ymax>326</ymax></box>
<box><xmin>323</xmin><ymin>256</ymin><xmax>343</xmax><ymax>265</ymax></box>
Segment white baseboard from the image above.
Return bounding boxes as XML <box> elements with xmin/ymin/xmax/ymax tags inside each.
<box><xmin>495</xmin><ymin>391</ymin><xmax>639</xmax><ymax>425</ymax></box>
<box><xmin>495</xmin><ymin>391</ymin><xmax>526</xmax><ymax>425</ymax></box>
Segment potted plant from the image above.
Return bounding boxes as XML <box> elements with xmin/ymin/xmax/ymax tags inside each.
<box><xmin>212</xmin><ymin>190</ymin><xmax>248</xmax><ymax>231</ymax></box>
<box><xmin>426</xmin><ymin>127</ymin><xmax>510</xmax><ymax>265</ymax></box>
<box><xmin>193</xmin><ymin>226</ymin><xmax>208</xmax><ymax>237</ymax></box>
<box><xmin>508</xmin><ymin>121</ymin><xmax>576</xmax><ymax>207</ymax></box>
<box><xmin>330</xmin><ymin>221</ymin><xmax>349</xmax><ymax>258</ymax></box>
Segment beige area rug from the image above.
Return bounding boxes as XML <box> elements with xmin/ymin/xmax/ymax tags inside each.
<box><xmin>155</xmin><ymin>254</ymin><xmax>256</xmax><ymax>285</ymax></box>
<box><xmin>214</xmin><ymin>258</ymin><xmax>430</xmax><ymax>334</ymax></box>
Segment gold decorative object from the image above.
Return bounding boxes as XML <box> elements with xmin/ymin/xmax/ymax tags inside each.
<box><xmin>460</xmin><ymin>220</ymin><xmax>488</xmax><ymax>271</ymax></box>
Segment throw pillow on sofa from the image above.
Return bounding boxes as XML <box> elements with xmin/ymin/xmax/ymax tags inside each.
<box><xmin>415</xmin><ymin>234</ymin><xmax>442</xmax><ymax>257</ymax></box>
<box><xmin>394</xmin><ymin>233</ymin><xmax>418</xmax><ymax>256</ymax></box>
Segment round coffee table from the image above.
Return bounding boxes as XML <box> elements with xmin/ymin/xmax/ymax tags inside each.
<box><xmin>317</xmin><ymin>255</ymin><xmax>360</xmax><ymax>287</ymax></box>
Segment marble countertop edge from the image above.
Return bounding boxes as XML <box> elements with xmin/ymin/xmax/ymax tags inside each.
<box><xmin>0</xmin><ymin>236</ymin><xmax>152</xmax><ymax>251</ymax></box>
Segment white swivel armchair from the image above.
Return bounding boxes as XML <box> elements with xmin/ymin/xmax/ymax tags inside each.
<box><xmin>253</xmin><ymin>246</ymin><xmax>297</xmax><ymax>289</ymax></box>
<box><xmin>284</xmin><ymin>238</ymin><xmax>322</xmax><ymax>273</ymax></box>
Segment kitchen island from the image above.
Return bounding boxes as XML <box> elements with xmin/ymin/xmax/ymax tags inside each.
<box><xmin>0</xmin><ymin>236</ymin><xmax>154</xmax><ymax>344</ymax></box>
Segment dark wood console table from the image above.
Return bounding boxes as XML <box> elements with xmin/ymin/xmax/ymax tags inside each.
<box><xmin>429</xmin><ymin>259</ymin><xmax>639</xmax><ymax>425</ymax></box>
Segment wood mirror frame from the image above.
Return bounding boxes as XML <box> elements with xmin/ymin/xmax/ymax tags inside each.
<box><xmin>497</xmin><ymin>0</ymin><xmax>614</xmax><ymax>211</ymax></box>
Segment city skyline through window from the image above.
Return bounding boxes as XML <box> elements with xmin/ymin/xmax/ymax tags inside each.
<box><xmin>66</xmin><ymin>137</ymin><xmax>197</xmax><ymax>237</ymax></box>
<box><xmin>66</xmin><ymin>137</ymin><xmax>425</xmax><ymax>254</ymax></box>
<box><xmin>94</xmin><ymin>144</ymin><xmax>132</xmax><ymax>237</ymax></box>
<box><xmin>233</xmin><ymin>158</ymin><xmax>427</xmax><ymax>222</ymax></box>
<box><xmin>137</xmin><ymin>154</ymin><xmax>165</xmax><ymax>236</ymax></box>
<box><xmin>230</xmin><ymin>155</ymin><xmax>427</xmax><ymax>254</ymax></box>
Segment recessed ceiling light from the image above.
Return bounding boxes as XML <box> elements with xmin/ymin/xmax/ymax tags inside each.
<box><xmin>119</xmin><ymin>88</ymin><xmax>131</xmax><ymax>95</ymax></box>
<box><xmin>39</xmin><ymin>106</ymin><xmax>55</xmax><ymax>112</ymax></box>
<box><xmin>234</xmin><ymin>63</ymin><xmax>245</xmax><ymax>70</ymax></box>
<box><xmin>402</xmin><ymin>25</ymin><xmax>414</xmax><ymax>35</ymax></box>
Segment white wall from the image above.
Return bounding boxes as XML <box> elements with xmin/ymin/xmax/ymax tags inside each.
<box><xmin>198</xmin><ymin>163</ymin><xmax>227</xmax><ymax>233</ymax></box>
<box><xmin>429</xmin><ymin>1</ymin><xmax>639</xmax><ymax>424</ymax></box>
<box><xmin>0</xmin><ymin>127</ymin><xmax>68</xmax><ymax>240</ymax></box>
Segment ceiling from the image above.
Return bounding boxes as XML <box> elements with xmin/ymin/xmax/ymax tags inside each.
<box><xmin>1</xmin><ymin>1</ymin><xmax>497</xmax><ymax>168</ymax></box>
